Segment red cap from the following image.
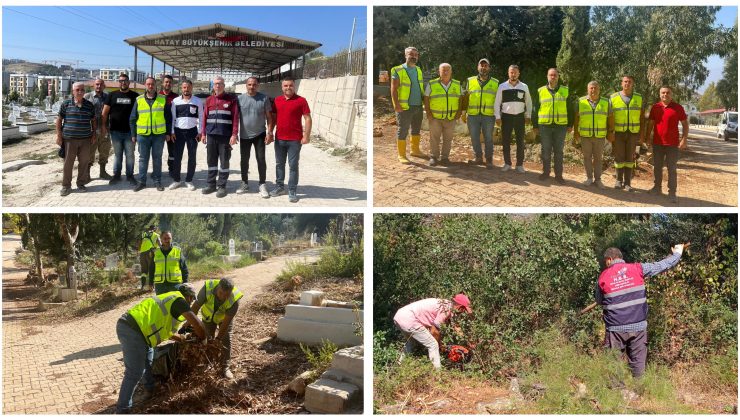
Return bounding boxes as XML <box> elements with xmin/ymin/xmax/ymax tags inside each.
<box><xmin>452</xmin><ymin>293</ymin><xmax>472</xmax><ymax>313</ymax></box>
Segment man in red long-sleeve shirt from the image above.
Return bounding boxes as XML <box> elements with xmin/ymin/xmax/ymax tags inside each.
<box><xmin>201</xmin><ymin>76</ymin><xmax>239</xmax><ymax>198</ymax></box>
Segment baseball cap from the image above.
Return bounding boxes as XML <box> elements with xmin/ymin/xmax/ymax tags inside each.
<box><xmin>478</xmin><ymin>58</ymin><xmax>490</xmax><ymax>65</ymax></box>
<box><xmin>452</xmin><ymin>293</ymin><xmax>472</xmax><ymax>313</ymax></box>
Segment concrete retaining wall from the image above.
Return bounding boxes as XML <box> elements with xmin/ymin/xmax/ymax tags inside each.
<box><xmin>235</xmin><ymin>76</ymin><xmax>366</xmax><ymax>149</ymax></box>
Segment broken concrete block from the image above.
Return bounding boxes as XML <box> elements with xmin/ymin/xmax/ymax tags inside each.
<box><xmin>277</xmin><ymin>318</ymin><xmax>360</xmax><ymax>346</ymax></box>
<box><xmin>330</xmin><ymin>345</ymin><xmax>363</xmax><ymax>378</ymax></box>
<box><xmin>287</xmin><ymin>370</ymin><xmax>315</xmax><ymax>396</ymax></box>
<box><xmin>321</xmin><ymin>368</ymin><xmax>362</xmax><ymax>390</ymax></box>
<box><xmin>304</xmin><ymin>378</ymin><xmax>359</xmax><ymax>414</ymax></box>
<box><xmin>300</xmin><ymin>290</ymin><xmax>325</xmax><ymax>306</ymax></box>
<box><xmin>284</xmin><ymin>304</ymin><xmax>360</xmax><ymax>324</ymax></box>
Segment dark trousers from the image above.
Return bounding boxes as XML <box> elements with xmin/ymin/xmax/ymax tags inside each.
<box><xmin>173</xmin><ymin>127</ymin><xmax>199</xmax><ymax>182</ymax></box>
<box><xmin>206</xmin><ymin>135</ymin><xmax>232</xmax><ymax>188</ymax></box>
<box><xmin>139</xmin><ymin>251</ymin><xmax>154</xmax><ymax>287</ymax></box>
<box><xmin>613</xmin><ymin>131</ymin><xmax>639</xmax><ymax>186</ymax></box>
<box><xmin>204</xmin><ymin>321</ymin><xmax>232</xmax><ymax>367</ymax></box>
<box><xmin>62</xmin><ymin>138</ymin><xmax>92</xmax><ymax>188</ymax></box>
<box><xmin>604</xmin><ymin>330</ymin><xmax>648</xmax><ymax>377</ymax></box>
<box><xmin>274</xmin><ymin>139</ymin><xmax>302</xmax><ymax>191</ymax></box>
<box><xmin>396</xmin><ymin>106</ymin><xmax>424</xmax><ymax>140</ymax></box>
<box><xmin>653</xmin><ymin>143</ymin><xmax>679</xmax><ymax>194</ymax></box>
<box><xmin>239</xmin><ymin>132</ymin><xmax>267</xmax><ymax>184</ymax></box>
<box><xmin>154</xmin><ymin>282</ymin><xmax>181</xmax><ymax>296</ymax></box>
<box><xmin>501</xmin><ymin>113</ymin><xmax>526</xmax><ymax>166</ymax></box>
<box><xmin>166</xmin><ymin>140</ymin><xmax>175</xmax><ymax>178</ymax></box>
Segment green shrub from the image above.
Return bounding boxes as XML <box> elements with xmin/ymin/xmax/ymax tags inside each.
<box><xmin>188</xmin><ymin>257</ymin><xmax>231</xmax><ymax>280</ymax></box>
<box><xmin>233</xmin><ymin>254</ymin><xmax>256</xmax><ymax>268</ymax></box>
<box><xmin>204</xmin><ymin>240</ymin><xmax>224</xmax><ymax>257</ymax></box>
<box><xmin>300</xmin><ymin>339</ymin><xmax>338</xmax><ymax>382</ymax></box>
<box><xmin>373</xmin><ymin>330</ymin><xmax>401</xmax><ymax>374</ymax></box>
<box><xmin>187</xmin><ymin>248</ymin><xmax>204</xmax><ymax>262</ymax></box>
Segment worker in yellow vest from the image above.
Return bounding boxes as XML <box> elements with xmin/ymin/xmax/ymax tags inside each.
<box><xmin>152</xmin><ymin>231</ymin><xmax>189</xmax><ymax>295</ymax></box>
<box><xmin>188</xmin><ymin>277</ymin><xmax>244</xmax><ymax>379</ymax></box>
<box><xmin>574</xmin><ymin>81</ymin><xmax>615</xmax><ymax>189</ymax></box>
<box><xmin>423</xmin><ymin>63</ymin><xmax>462</xmax><ymax>166</ymax></box>
<box><xmin>138</xmin><ymin>224</ymin><xmax>161</xmax><ymax>291</ymax></box>
<box><xmin>533</xmin><ymin>68</ymin><xmax>574</xmax><ymax>184</ymax></box>
<box><xmin>115</xmin><ymin>284</ymin><xmax>205</xmax><ymax>413</ymax></box>
<box><xmin>390</xmin><ymin>47</ymin><xmax>425</xmax><ymax>164</ymax></box>
<box><xmin>461</xmin><ymin>58</ymin><xmax>499</xmax><ymax>168</ymax></box>
<box><xmin>129</xmin><ymin>76</ymin><xmax>172</xmax><ymax>192</ymax></box>
<box><xmin>609</xmin><ymin>75</ymin><xmax>646</xmax><ymax>191</ymax></box>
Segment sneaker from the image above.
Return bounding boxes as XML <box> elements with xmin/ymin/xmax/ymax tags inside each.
<box><xmin>168</xmin><ymin>181</ymin><xmax>183</xmax><ymax>190</ymax></box>
<box><xmin>185</xmin><ymin>182</ymin><xmax>196</xmax><ymax>191</ymax></box>
<box><xmin>60</xmin><ymin>187</ymin><xmax>71</xmax><ymax>197</ymax></box>
<box><xmin>555</xmin><ymin>176</ymin><xmax>566</xmax><ymax>185</ymax></box>
<box><xmin>127</xmin><ymin>176</ymin><xmax>138</xmax><ymax>186</ymax></box>
<box><xmin>583</xmin><ymin>178</ymin><xmax>593</xmax><ymax>186</ymax></box>
<box><xmin>439</xmin><ymin>157</ymin><xmax>451</xmax><ymax>166</ymax></box>
<box><xmin>235</xmin><ymin>182</ymin><xmax>249</xmax><ymax>194</ymax></box>
<box><xmin>468</xmin><ymin>157</ymin><xmax>484</xmax><ymax>165</ymax></box>
<box><xmin>222</xmin><ymin>368</ymin><xmax>234</xmax><ymax>380</ymax></box>
<box><xmin>109</xmin><ymin>175</ymin><xmax>121</xmax><ymax>185</ymax></box>
<box><xmin>155</xmin><ymin>183</ymin><xmax>164</xmax><ymax>192</ymax></box>
<box><xmin>501</xmin><ymin>164</ymin><xmax>512</xmax><ymax>172</ymax></box>
<box><xmin>288</xmin><ymin>190</ymin><xmax>299</xmax><ymax>203</ymax></box>
<box><xmin>428</xmin><ymin>157</ymin><xmax>438</xmax><ymax>167</ymax></box>
<box><xmin>614</xmin><ymin>180</ymin><xmax>623</xmax><ymax>189</ymax></box>
<box><xmin>515</xmin><ymin>165</ymin><xmax>526</xmax><ymax>174</ymax></box>
<box><xmin>202</xmin><ymin>185</ymin><xmax>217</xmax><ymax>195</ymax></box>
<box><xmin>538</xmin><ymin>173</ymin><xmax>550</xmax><ymax>181</ymax></box>
<box><xmin>594</xmin><ymin>180</ymin><xmax>605</xmax><ymax>189</ymax></box>
<box><xmin>133</xmin><ymin>183</ymin><xmax>146</xmax><ymax>192</ymax></box>
<box><xmin>216</xmin><ymin>187</ymin><xmax>227</xmax><ymax>198</ymax></box>
<box><xmin>624</xmin><ymin>184</ymin><xmax>633</xmax><ymax>192</ymax></box>
<box><xmin>259</xmin><ymin>184</ymin><xmax>270</xmax><ymax>199</ymax></box>
<box><xmin>77</xmin><ymin>185</ymin><xmax>88</xmax><ymax>193</ymax></box>
<box><xmin>648</xmin><ymin>186</ymin><xmax>662</xmax><ymax>195</ymax></box>
<box><xmin>270</xmin><ymin>185</ymin><xmax>286</xmax><ymax>197</ymax></box>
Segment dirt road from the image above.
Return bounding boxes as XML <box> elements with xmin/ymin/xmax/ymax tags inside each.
<box><xmin>1</xmin><ymin>234</ymin><xmax>321</xmax><ymax>414</ymax></box>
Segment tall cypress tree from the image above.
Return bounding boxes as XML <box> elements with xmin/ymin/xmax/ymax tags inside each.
<box><xmin>556</xmin><ymin>6</ymin><xmax>591</xmax><ymax>97</ymax></box>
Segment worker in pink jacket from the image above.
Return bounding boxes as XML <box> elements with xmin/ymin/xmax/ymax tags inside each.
<box><xmin>393</xmin><ymin>293</ymin><xmax>472</xmax><ymax>369</ymax></box>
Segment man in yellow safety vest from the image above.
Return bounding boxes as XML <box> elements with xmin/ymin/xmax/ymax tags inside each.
<box><xmin>390</xmin><ymin>47</ymin><xmax>425</xmax><ymax>164</ymax></box>
<box><xmin>152</xmin><ymin>231</ymin><xmax>189</xmax><ymax>295</ymax></box>
<box><xmin>533</xmin><ymin>68</ymin><xmax>574</xmax><ymax>184</ymax></box>
<box><xmin>462</xmin><ymin>58</ymin><xmax>499</xmax><ymax>168</ymax></box>
<box><xmin>129</xmin><ymin>76</ymin><xmax>172</xmax><ymax>192</ymax></box>
<box><xmin>608</xmin><ymin>75</ymin><xmax>646</xmax><ymax>192</ymax></box>
<box><xmin>138</xmin><ymin>224</ymin><xmax>161</xmax><ymax>291</ymax></box>
<box><xmin>423</xmin><ymin>63</ymin><xmax>462</xmax><ymax>166</ymax></box>
<box><xmin>574</xmin><ymin>81</ymin><xmax>614</xmax><ymax>189</ymax></box>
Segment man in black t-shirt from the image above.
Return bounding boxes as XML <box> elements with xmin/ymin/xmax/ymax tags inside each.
<box><xmin>102</xmin><ymin>73</ymin><xmax>140</xmax><ymax>185</ymax></box>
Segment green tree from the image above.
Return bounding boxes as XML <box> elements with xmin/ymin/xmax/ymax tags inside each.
<box><xmin>716</xmin><ymin>18</ymin><xmax>738</xmax><ymax>110</ymax></box>
<box><xmin>697</xmin><ymin>82</ymin><xmax>723</xmax><ymax>111</ymax></box>
<box><xmin>373</xmin><ymin>7</ymin><xmax>428</xmax><ymax>78</ymax></box>
<box><xmin>556</xmin><ymin>6</ymin><xmax>591</xmax><ymax>97</ymax></box>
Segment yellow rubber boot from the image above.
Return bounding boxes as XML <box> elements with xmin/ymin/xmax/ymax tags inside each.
<box><xmin>410</xmin><ymin>134</ymin><xmax>424</xmax><ymax>158</ymax></box>
<box><xmin>397</xmin><ymin>140</ymin><xmax>410</xmax><ymax>164</ymax></box>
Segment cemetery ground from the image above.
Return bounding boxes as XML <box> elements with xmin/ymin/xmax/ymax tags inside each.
<box><xmin>2</xmin><ymin>234</ymin><xmax>364</xmax><ymax>414</ymax></box>
<box><xmin>1</xmin><ymin>129</ymin><xmax>367</xmax><ymax>207</ymax></box>
<box><xmin>373</xmin><ymin>98</ymin><xmax>738</xmax><ymax>207</ymax></box>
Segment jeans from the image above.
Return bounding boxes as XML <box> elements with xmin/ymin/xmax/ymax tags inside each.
<box><xmin>240</xmin><ymin>132</ymin><xmax>267</xmax><ymax>184</ymax></box>
<box><xmin>501</xmin><ymin>113</ymin><xmax>526</xmax><ymax>166</ymax></box>
<box><xmin>206</xmin><ymin>135</ymin><xmax>232</xmax><ymax>188</ymax></box>
<box><xmin>110</xmin><ymin>131</ymin><xmax>135</xmax><ymax>178</ymax></box>
<box><xmin>116</xmin><ymin>318</ymin><xmax>155</xmax><ymax>413</ymax></box>
<box><xmin>395</xmin><ymin>106</ymin><xmax>423</xmax><ymax>140</ymax></box>
<box><xmin>137</xmin><ymin>134</ymin><xmax>165</xmax><ymax>184</ymax></box>
<box><xmin>653</xmin><ymin>143</ymin><xmax>679</xmax><ymax>194</ymax></box>
<box><xmin>467</xmin><ymin>114</ymin><xmax>495</xmax><ymax>160</ymax></box>
<box><xmin>539</xmin><ymin>124</ymin><xmax>567</xmax><ymax>177</ymax></box>
<box><xmin>274</xmin><ymin>139</ymin><xmax>302</xmax><ymax>191</ymax></box>
<box><xmin>173</xmin><ymin>127</ymin><xmax>199</xmax><ymax>182</ymax></box>
<box><xmin>154</xmin><ymin>282</ymin><xmax>181</xmax><ymax>296</ymax></box>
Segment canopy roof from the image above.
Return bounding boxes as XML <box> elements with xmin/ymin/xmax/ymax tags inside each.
<box><xmin>124</xmin><ymin>23</ymin><xmax>322</xmax><ymax>75</ymax></box>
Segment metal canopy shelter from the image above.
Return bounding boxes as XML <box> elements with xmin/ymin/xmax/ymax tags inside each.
<box><xmin>124</xmin><ymin>22</ymin><xmax>322</xmax><ymax>79</ymax></box>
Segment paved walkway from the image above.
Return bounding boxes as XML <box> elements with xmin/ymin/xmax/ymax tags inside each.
<box><xmin>1</xmin><ymin>234</ymin><xmax>322</xmax><ymax>414</ymax></box>
<box><xmin>2</xmin><ymin>132</ymin><xmax>366</xmax><ymax>207</ymax></box>
<box><xmin>373</xmin><ymin>121</ymin><xmax>737</xmax><ymax>207</ymax></box>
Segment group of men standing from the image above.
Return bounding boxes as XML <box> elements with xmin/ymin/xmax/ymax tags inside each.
<box><xmin>56</xmin><ymin>74</ymin><xmax>312</xmax><ymax>203</ymax></box>
<box><xmin>116</xmin><ymin>225</ymin><xmax>245</xmax><ymax>413</ymax></box>
<box><xmin>390</xmin><ymin>47</ymin><xmax>689</xmax><ymax>202</ymax></box>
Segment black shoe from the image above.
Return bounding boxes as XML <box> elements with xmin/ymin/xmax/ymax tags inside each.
<box><xmin>429</xmin><ymin>157</ymin><xmax>438</xmax><ymax>167</ymax></box>
<box><xmin>288</xmin><ymin>190</ymin><xmax>299</xmax><ymax>203</ymax></box>
<box><xmin>155</xmin><ymin>183</ymin><xmax>164</xmax><ymax>192</ymax></box>
<box><xmin>216</xmin><ymin>187</ymin><xmax>227</xmax><ymax>198</ymax></box>
<box><xmin>468</xmin><ymin>157</ymin><xmax>484</xmax><ymax>165</ymax></box>
<box><xmin>555</xmin><ymin>176</ymin><xmax>566</xmax><ymax>185</ymax></box>
<box><xmin>439</xmin><ymin>157</ymin><xmax>451</xmax><ymax>166</ymax></box>
<box><xmin>99</xmin><ymin>165</ymin><xmax>112</xmax><ymax>180</ymax></box>
<box><xmin>133</xmin><ymin>183</ymin><xmax>146</xmax><ymax>192</ymax></box>
<box><xmin>77</xmin><ymin>185</ymin><xmax>88</xmax><ymax>192</ymax></box>
<box><xmin>60</xmin><ymin>187</ymin><xmax>71</xmax><ymax>197</ymax></box>
<box><xmin>202</xmin><ymin>185</ymin><xmax>217</xmax><ymax>195</ymax></box>
<box><xmin>109</xmin><ymin>175</ymin><xmax>121</xmax><ymax>185</ymax></box>
<box><xmin>538</xmin><ymin>173</ymin><xmax>550</xmax><ymax>181</ymax></box>
<box><xmin>648</xmin><ymin>186</ymin><xmax>662</xmax><ymax>195</ymax></box>
<box><xmin>127</xmin><ymin>176</ymin><xmax>138</xmax><ymax>186</ymax></box>
<box><xmin>668</xmin><ymin>193</ymin><xmax>678</xmax><ymax>203</ymax></box>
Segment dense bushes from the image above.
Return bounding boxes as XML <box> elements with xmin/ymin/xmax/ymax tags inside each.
<box><xmin>374</xmin><ymin>214</ymin><xmax>737</xmax><ymax>377</ymax></box>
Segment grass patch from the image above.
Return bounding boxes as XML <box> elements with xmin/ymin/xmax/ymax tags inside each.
<box><xmin>275</xmin><ymin>246</ymin><xmax>363</xmax><ymax>287</ymax></box>
<box><xmin>22</xmin><ymin>150</ymin><xmax>58</xmax><ymax>161</ymax></box>
<box><xmin>188</xmin><ymin>254</ymin><xmax>257</xmax><ymax>280</ymax></box>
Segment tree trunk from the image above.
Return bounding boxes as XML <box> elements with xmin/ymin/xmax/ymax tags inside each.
<box><xmin>25</xmin><ymin>214</ymin><xmax>45</xmax><ymax>284</ymax></box>
<box><xmin>55</xmin><ymin>215</ymin><xmax>79</xmax><ymax>289</ymax></box>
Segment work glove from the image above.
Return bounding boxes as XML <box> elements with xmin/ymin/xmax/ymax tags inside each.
<box><xmin>672</xmin><ymin>243</ymin><xmax>684</xmax><ymax>255</ymax></box>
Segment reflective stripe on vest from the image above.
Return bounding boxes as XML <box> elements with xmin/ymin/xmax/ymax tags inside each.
<box><xmin>136</xmin><ymin>96</ymin><xmax>167</xmax><ymax>135</ymax></box>
<box><xmin>578</xmin><ymin>96</ymin><xmax>609</xmax><ymax>138</ymax></box>
<box><xmin>200</xmin><ymin>279</ymin><xmax>244</xmax><ymax>325</ymax></box>
<box><xmin>537</xmin><ymin>85</ymin><xmax>569</xmax><ymax>125</ymax></box>
<box><xmin>467</xmin><ymin>77</ymin><xmax>499</xmax><ymax>117</ymax></box>
<box><xmin>139</xmin><ymin>231</ymin><xmax>159</xmax><ymax>253</ymax></box>
<box><xmin>598</xmin><ymin>262</ymin><xmax>648</xmax><ymax>328</ymax></box>
<box><xmin>610</xmin><ymin>92</ymin><xmax>642</xmax><ymax>133</ymax></box>
<box><xmin>391</xmin><ymin>64</ymin><xmax>423</xmax><ymax>111</ymax></box>
<box><xmin>127</xmin><ymin>291</ymin><xmax>186</xmax><ymax>347</ymax></box>
<box><xmin>428</xmin><ymin>78</ymin><xmax>461</xmax><ymax>121</ymax></box>
<box><xmin>206</xmin><ymin>109</ymin><xmax>233</xmax><ymax>125</ymax></box>
<box><xmin>153</xmin><ymin>246</ymin><xmax>183</xmax><ymax>284</ymax></box>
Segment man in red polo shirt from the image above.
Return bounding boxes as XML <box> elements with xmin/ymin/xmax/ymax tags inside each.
<box><xmin>646</xmin><ymin>85</ymin><xmax>688</xmax><ymax>203</ymax></box>
<box><xmin>270</xmin><ymin>77</ymin><xmax>312</xmax><ymax>203</ymax></box>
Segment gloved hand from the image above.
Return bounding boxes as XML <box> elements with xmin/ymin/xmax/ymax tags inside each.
<box><xmin>671</xmin><ymin>243</ymin><xmax>684</xmax><ymax>255</ymax></box>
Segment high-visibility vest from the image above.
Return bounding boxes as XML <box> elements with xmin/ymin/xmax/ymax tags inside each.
<box><xmin>136</xmin><ymin>95</ymin><xmax>167</xmax><ymax>135</ymax></box>
<box><xmin>610</xmin><ymin>92</ymin><xmax>642</xmax><ymax>133</ymax></box>
<box><xmin>127</xmin><ymin>291</ymin><xmax>187</xmax><ymax>347</ymax></box>
<box><xmin>578</xmin><ymin>96</ymin><xmax>610</xmax><ymax>138</ymax></box>
<box><xmin>200</xmin><ymin>279</ymin><xmax>244</xmax><ymax>325</ymax></box>
<box><xmin>391</xmin><ymin>64</ymin><xmax>423</xmax><ymax>111</ymax></box>
<box><xmin>537</xmin><ymin>85</ymin><xmax>569</xmax><ymax>125</ymax></box>
<box><xmin>153</xmin><ymin>246</ymin><xmax>183</xmax><ymax>284</ymax></box>
<box><xmin>428</xmin><ymin>78</ymin><xmax>461</xmax><ymax>121</ymax></box>
<box><xmin>466</xmin><ymin>76</ymin><xmax>499</xmax><ymax>116</ymax></box>
<box><xmin>139</xmin><ymin>231</ymin><xmax>160</xmax><ymax>253</ymax></box>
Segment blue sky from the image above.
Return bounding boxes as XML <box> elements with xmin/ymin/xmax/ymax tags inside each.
<box><xmin>2</xmin><ymin>6</ymin><xmax>367</xmax><ymax>71</ymax></box>
<box><xmin>701</xmin><ymin>6</ymin><xmax>737</xmax><ymax>92</ymax></box>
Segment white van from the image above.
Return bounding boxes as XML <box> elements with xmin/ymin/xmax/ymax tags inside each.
<box><xmin>717</xmin><ymin>111</ymin><xmax>738</xmax><ymax>141</ymax></box>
